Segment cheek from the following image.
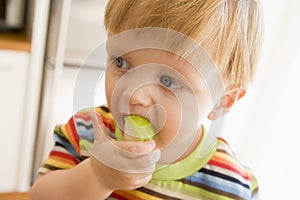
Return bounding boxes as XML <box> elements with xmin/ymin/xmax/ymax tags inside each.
<box><xmin>105</xmin><ymin>84</ymin><xmax>112</xmax><ymax>108</ymax></box>
<box><xmin>155</xmin><ymin>97</ymin><xmax>182</xmax><ymax>148</ymax></box>
<box><xmin>105</xmin><ymin>67</ymin><xmax>118</xmax><ymax>108</ymax></box>
<box><xmin>154</xmin><ymin>89</ymin><xmax>211</xmax><ymax>148</ymax></box>
<box><xmin>196</xmin><ymin>89</ymin><xmax>215</xmax><ymax>120</ymax></box>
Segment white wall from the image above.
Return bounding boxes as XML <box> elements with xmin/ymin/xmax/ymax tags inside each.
<box><xmin>0</xmin><ymin>50</ymin><xmax>29</xmax><ymax>192</ymax></box>
<box><xmin>222</xmin><ymin>0</ymin><xmax>300</xmax><ymax>199</ymax></box>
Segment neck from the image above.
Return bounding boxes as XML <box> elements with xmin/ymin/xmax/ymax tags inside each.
<box><xmin>174</xmin><ymin>126</ymin><xmax>203</xmax><ymax>162</ymax></box>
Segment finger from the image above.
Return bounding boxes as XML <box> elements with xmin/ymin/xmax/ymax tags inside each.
<box><xmin>116</xmin><ymin>148</ymin><xmax>161</xmax><ymax>173</ymax></box>
<box><xmin>117</xmin><ymin>140</ymin><xmax>156</xmax><ymax>156</ymax></box>
<box><xmin>90</xmin><ymin>111</ymin><xmax>111</xmax><ymax>143</ymax></box>
<box><xmin>123</xmin><ymin>174</ymin><xmax>153</xmax><ymax>190</ymax></box>
<box><xmin>92</xmin><ymin>141</ymin><xmax>161</xmax><ymax>173</ymax></box>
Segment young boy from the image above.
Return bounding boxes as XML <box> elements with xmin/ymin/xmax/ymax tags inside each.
<box><xmin>30</xmin><ymin>0</ymin><xmax>262</xmax><ymax>199</ymax></box>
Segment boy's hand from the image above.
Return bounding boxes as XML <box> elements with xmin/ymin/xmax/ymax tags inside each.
<box><xmin>89</xmin><ymin>111</ymin><xmax>161</xmax><ymax>191</ymax></box>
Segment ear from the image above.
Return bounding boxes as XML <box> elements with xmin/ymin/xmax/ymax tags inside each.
<box><xmin>207</xmin><ymin>88</ymin><xmax>246</xmax><ymax>120</ymax></box>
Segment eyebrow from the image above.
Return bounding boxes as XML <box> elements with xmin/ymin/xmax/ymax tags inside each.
<box><xmin>106</xmin><ymin>41</ymin><xmax>120</xmax><ymax>55</ymax></box>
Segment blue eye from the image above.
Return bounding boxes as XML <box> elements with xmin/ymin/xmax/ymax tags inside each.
<box><xmin>160</xmin><ymin>75</ymin><xmax>182</xmax><ymax>89</ymax></box>
<box><xmin>115</xmin><ymin>57</ymin><xmax>130</xmax><ymax>69</ymax></box>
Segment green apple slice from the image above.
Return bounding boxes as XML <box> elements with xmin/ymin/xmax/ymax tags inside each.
<box><xmin>115</xmin><ymin>115</ymin><xmax>155</xmax><ymax>141</ymax></box>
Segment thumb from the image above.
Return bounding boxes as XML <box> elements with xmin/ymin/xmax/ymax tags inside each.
<box><xmin>90</xmin><ymin>110</ymin><xmax>111</xmax><ymax>143</ymax></box>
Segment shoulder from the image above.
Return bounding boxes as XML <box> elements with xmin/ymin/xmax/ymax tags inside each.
<box><xmin>186</xmin><ymin>138</ymin><xmax>259</xmax><ymax>199</ymax></box>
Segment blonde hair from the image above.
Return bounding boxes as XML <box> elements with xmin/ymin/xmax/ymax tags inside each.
<box><xmin>104</xmin><ymin>0</ymin><xmax>262</xmax><ymax>88</ymax></box>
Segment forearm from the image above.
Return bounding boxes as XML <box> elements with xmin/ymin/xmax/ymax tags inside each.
<box><xmin>29</xmin><ymin>159</ymin><xmax>112</xmax><ymax>200</ymax></box>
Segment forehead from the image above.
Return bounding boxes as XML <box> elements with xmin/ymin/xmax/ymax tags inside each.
<box><xmin>107</xmin><ymin>28</ymin><xmax>198</xmax><ymax>59</ymax></box>
<box><xmin>106</xmin><ymin>28</ymin><xmax>216</xmax><ymax>72</ymax></box>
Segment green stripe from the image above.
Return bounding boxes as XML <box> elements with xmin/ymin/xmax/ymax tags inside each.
<box><xmin>80</xmin><ymin>139</ymin><xmax>94</xmax><ymax>151</ymax></box>
<box><xmin>54</xmin><ymin>125</ymin><xmax>67</xmax><ymax>139</ymax></box>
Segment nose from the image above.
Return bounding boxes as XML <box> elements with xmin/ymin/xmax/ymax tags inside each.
<box><xmin>127</xmin><ymin>84</ymin><xmax>155</xmax><ymax>107</ymax></box>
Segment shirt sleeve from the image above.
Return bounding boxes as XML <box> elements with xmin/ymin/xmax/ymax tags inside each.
<box><xmin>38</xmin><ymin>106</ymin><xmax>115</xmax><ymax>175</ymax></box>
<box><xmin>207</xmin><ymin>138</ymin><xmax>260</xmax><ymax>200</ymax></box>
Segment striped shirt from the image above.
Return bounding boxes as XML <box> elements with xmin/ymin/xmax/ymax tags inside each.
<box><xmin>39</xmin><ymin>106</ymin><xmax>259</xmax><ymax>200</ymax></box>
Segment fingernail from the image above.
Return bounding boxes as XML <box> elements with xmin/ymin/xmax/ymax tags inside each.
<box><xmin>146</xmin><ymin>140</ymin><xmax>155</xmax><ymax>149</ymax></box>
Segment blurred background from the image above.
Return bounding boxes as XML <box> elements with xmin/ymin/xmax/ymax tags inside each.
<box><xmin>0</xmin><ymin>0</ymin><xmax>299</xmax><ymax>199</ymax></box>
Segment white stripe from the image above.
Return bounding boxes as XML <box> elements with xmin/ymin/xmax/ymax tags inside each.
<box><xmin>204</xmin><ymin>164</ymin><xmax>251</xmax><ymax>187</ymax></box>
<box><xmin>217</xmin><ymin>141</ymin><xmax>235</xmax><ymax>157</ymax></box>
<box><xmin>80</xmin><ymin>149</ymin><xmax>91</xmax><ymax>157</ymax></box>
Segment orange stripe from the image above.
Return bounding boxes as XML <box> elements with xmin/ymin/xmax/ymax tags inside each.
<box><xmin>213</xmin><ymin>153</ymin><xmax>248</xmax><ymax>173</ymax></box>
<box><xmin>49</xmin><ymin>155</ymin><xmax>77</xmax><ymax>166</ymax></box>
<box><xmin>63</xmin><ymin>123</ymin><xmax>80</xmax><ymax>154</ymax></box>
<box><xmin>114</xmin><ymin>190</ymin><xmax>144</xmax><ymax>200</ymax></box>
<box><xmin>45</xmin><ymin>158</ymin><xmax>74</xmax><ymax>169</ymax></box>
<box><xmin>214</xmin><ymin>151</ymin><xmax>241</xmax><ymax>167</ymax></box>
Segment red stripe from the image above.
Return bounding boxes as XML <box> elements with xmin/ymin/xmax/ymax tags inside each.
<box><xmin>103</xmin><ymin>120</ymin><xmax>115</xmax><ymax>133</ymax></box>
<box><xmin>69</xmin><ymin>117</ymin><xmax>80</xmax><ymax>145</ymax></box>
<box><xmin>50</xmin><ymin>151</ymin><xmax>79</xmax><ymax>164</ymax></box>
<box><xmin>208</xmin><ymin>159</ymin><xmax>251</xmax><ymax>180</ymax></box>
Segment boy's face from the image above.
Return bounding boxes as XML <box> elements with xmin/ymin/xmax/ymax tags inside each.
<box><xmin>106</xmin><ymin>48</ymin><xmax>210</xmax><ymax>145</ymax></box>
<box><xmin>104</xmin><ymin>29</ymin><xmax>223</xmax><ymax>162</ymax></box>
